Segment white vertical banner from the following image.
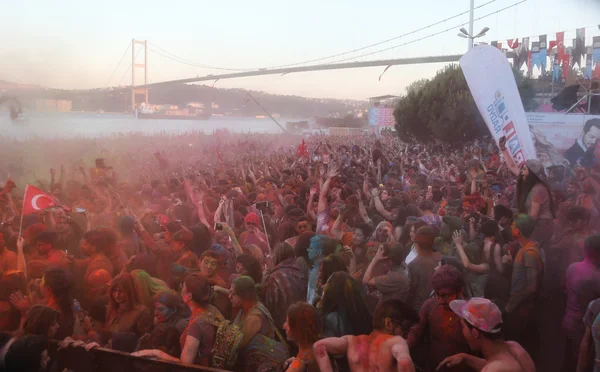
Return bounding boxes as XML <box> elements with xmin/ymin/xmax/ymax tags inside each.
<box><xmin>460</xmin><ymin>45</ymin><xmax>537</xmax><ymax>168</ymax></box>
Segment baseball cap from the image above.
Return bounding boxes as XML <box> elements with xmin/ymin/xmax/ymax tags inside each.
<box><xmin>449</xmin><ymin>297</ymin><xmax>503</xmax><ymax>334</ymax></box>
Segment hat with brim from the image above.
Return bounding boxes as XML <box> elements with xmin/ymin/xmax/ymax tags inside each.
<box><xmin>449</xmin><ymin>298</ymin><xmax>503</xmax><ymax>334</ymax></box>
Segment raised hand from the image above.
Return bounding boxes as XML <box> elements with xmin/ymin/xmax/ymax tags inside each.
<box><xmin>355</xmin><ymin>189</ymin><xmax>363</xmax><ymax>200</ymax></box>
<box><xmin>374</xmin><ymin>246</ymin><xmax>385</xmax><ymax>262</ymax></box>
<box><xmin>498</xmin><ymin>136</ymin><xmax>507</xmax><ymax>151</ymax></box>
<box><xmin>351</xmin><ymin>269</ymin><xmax>364</xmax><ymax>280</ymax></box>
<box><xmin>327</xmin><ymin>164</ymin><xmax>339</xmax><ymax>179</ymax></box>
<box><xmin>452</xmin><ymin>230</ymin><xmax>463</xmax><ymax>246</ymax></box>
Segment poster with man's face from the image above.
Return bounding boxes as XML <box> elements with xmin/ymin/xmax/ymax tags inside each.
<box><xmin>528</xmin><ymin>114</ymin><xmax>600</xmax><ymax>172</ymax></box>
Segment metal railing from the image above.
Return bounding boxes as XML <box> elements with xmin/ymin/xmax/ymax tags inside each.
<box><xmin>48</xmin><ymin>342</ymin><xmax>230</xmax><ymax>372</ymax></box>
<box><xmin>565</xmin><ymin>90</ymin><xmax>600</xmax><ymax>114</ymax></box>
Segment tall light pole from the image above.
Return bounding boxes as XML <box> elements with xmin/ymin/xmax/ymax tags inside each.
<box><xmin>458</xmin><ymin>26</ymin><xmax>489</xmax><ymax>50</ymax></box>
<box><xmin>468</xmin><ymin>0</ymin><xmax>474</xmax><ymax>50</ymax></box>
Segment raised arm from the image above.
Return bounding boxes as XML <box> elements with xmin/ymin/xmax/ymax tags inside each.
<box><xmin>498</xmin><ymin>137</ymin><xmax>520</xmax><ymax>176</ymax></box>
<box><xmin>222</xmin><ymin>223</ymin><xmax>243</xmax><ymax>257</ymax></box>
<box><xmin>363</xmin><ymin>178</ymin><xmax>372</xmax><ymax>202</ymax></box>
<box><xmin>16</xmin><ymin>236</ymin><xmax>27</xmax><ymax>280</ymax></box>
<box><xmin>372</xmin><ymin>188</ymin><xmax>394</xmax><ymax>221</ymax></box>
<box><xmin>331</xmin><ymin>213</ymin><xmax>343</xmax><ymax>240</ymax></box>
<box><xmin>214</xmin><ymin>197</ymin><xmax>225</xmax><ymax>223</ymax></box>
<box><xmin>185</xmin><ymin>181</ymin><xmax>210</xmax><ymax>228</ymax></box>
<box><xmin>363</xmin><ymin>246</ymin><xmax>384</xmax><ymax>286</ymax></box>
<box><xmin>318</xmin><ymin>165</ymin><xmax>338</xmax><ymax>214</ymax></box>
<box><xmin>356</xmin><ymin>190</ymin><xmax>372</xmax><ymax>224</ymax></box>
<box><xmin>453</xmin><ymin>231</ymin><xmax>489</xmax><ymax>274</ymax></box>
<box><xmin>307</xmin><ymin>186</ymin><xmax>317</xmax><ymax>221</ymax></box>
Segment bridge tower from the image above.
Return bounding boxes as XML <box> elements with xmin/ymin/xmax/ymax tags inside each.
<box><xmin>131</xmin><ymin>39</ymin><xmax>148</xmax><ymax>111</ymax></box>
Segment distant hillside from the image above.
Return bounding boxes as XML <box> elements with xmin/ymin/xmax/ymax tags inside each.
<box><xmin>1</xmin><ymin>80</ymin><xmax>368</xmax><ymax>118</ymax></box>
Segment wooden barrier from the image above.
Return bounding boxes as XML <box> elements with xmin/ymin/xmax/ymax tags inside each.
<box><xmin>48</xmin><ymin>342</ymin><xmax>230</xmax><ymax>372</ymax></box>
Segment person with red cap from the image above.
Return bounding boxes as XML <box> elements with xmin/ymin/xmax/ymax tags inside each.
<box><xmin>238</xmin><ymin>212</ymin><xmax>269</xmax><ymax>255</ymax></box>
<box><xmin>438</xmin><ymin>298</ymin><xmax>535</xmax><ymax>372</ymax></box>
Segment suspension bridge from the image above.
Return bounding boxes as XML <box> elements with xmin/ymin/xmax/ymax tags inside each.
<box><xmin>102</xmin><ymin>0</ymin><xmax>595</xmax><ymax>110</ymax></box>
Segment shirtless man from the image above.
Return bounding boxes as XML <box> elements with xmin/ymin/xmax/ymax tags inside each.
<box><xmin>438</xmin><ymin>298</ymin><xmax>535</xmax><ymax>372</ymax></box>
<box><xmin>314</xmin><ymin>299</ymin><xmax>416</xmax><ymax>372</ymax></box>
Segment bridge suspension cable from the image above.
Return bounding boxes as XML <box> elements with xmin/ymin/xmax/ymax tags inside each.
<box><xmin>144</xmin><ymin>1</ymin><xmax>499</xmax><ymax>73</ymax></box>
<box><xmin>329</xmin><ymin>0</ymin><xmax>527</xmax><ymax>64</ymax></box>
<box><xmin>147</xmin><ymin>41</ymin><xmax>249</xmax><ymax>71</ymax></box>
<box><xmin>117</xmin><ymin>47</ymin><xmax>143</xmax><ymax>86</ymax></box>
<box><xmin>104</xmin><ymin>43</ymin><xmax>131</xmax><ymax>88</ymax></box>
<box><xmin>257</xmin><ymin>0</ymin><xmax>498</xmax><ymax>69</ymax></box>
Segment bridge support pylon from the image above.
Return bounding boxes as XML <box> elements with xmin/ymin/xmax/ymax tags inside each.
<box><xmin>131</xmin><ymin>39</ymin><xmax>148</xmax><ymax>111</ymax></box>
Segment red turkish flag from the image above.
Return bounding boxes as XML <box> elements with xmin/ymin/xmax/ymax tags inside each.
<box><xmin>21</xmin><ymin>185</ymin><xmax>70</xmax><ymax>215</ymax></box>
<box><xmin>296</xmin><ymin>139</ymin><xmax>309</xmax><ymax>158</ymax></box>
<box><xmin>556</xmin><ymin>32</ymin><xmax>565</xmax><ymax>61</ymax></box>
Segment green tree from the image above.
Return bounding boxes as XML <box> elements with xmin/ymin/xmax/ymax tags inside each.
<box><xmin>394</xmin><ymin>64</ymin><xmax>537</xmax><ymax>144</ymax></box>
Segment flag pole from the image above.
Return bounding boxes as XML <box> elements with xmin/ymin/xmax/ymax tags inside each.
<box><xmin>18</xmin><ymin>185</ymin><xmax>28</xmax><ymax>238</ymax></box>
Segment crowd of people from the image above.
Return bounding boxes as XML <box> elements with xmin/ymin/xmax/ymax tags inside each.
<box><xmin>0</xmin><ymin>130</ymin><xmax>598</xmax><ymax>372</ymax></box>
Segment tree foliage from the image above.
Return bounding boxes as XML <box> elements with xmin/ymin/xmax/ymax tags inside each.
<box><xmin>394</xmin><ymin>64</ymin><xmax>537</xmax><ymax>144</ymax></box>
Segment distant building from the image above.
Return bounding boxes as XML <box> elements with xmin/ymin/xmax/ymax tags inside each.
<box><xmin>34</xmin><ymin>99</ymin><xmax>72</xmax><ymax>112</ymax></box>
<box><xmin>368</xmin><ymin>95</ymin><xmax>399</xmax><ymax>108</ymax></box>
<box><xmin>368</xmin><ymin>95</ymin><xmax>398</xmax><ymax>133</ymax></box>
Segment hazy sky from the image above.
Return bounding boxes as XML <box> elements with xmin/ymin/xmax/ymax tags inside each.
<box><xmin>1</xmin><ymin>0</ymin><xmax>599</xmax><ymax>100</ymax></box>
